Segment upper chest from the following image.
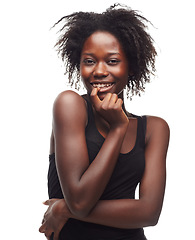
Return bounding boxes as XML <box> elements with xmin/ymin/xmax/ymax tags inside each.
<box><xmin>94</xmin><ymin>115</ymin><xmax>138</xmax><ymax>154</ymax></box>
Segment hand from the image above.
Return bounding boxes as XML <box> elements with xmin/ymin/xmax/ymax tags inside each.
<box><xmin>90</xmin><ymin>88</ymin><xmax>129</xmax><ymax>129</ymax></box>
<box><xmin>39</xmin><ymin>199</ymin><xmax>69</xmax><ymax>240</ymax></box>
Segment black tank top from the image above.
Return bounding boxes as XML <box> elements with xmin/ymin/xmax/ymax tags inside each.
<box><xmin>48</xmin><ymin>97</ymin><xmax>147</xmax><ymax>240</ymax></box>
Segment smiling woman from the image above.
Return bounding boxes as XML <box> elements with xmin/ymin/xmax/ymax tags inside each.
<box><xmin>53</xmin><ymin>4</ymin><xmax>156</xmax><ymax>98</ymax></box>
<box><xmin>39</xmin><ymin>4</ymin><xmax>169</xmax><ymax>240</ymax></box>
<box><xmin>80</xmin><ymin>31</ymin><xmax>129</xmax><ymax>100</ymax></box>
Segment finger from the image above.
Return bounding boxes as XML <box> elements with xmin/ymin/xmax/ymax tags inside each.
<box><xmin>109</xmin><ymin>93</ymin><xmax>118</xmax><ymax>104</ymax></box>
<box><xmin>43</xmin><ymin>200</ymin><xmax>50</xmax><ymax>205</ymax></box>
<box><xmin>44</xmin><ymin>198</ymin><xmax>59</xmax><ymax>206</ymax></box>
<box><xmin>114</xmin><ymin>99</ymin><xmax>125</xmax><ymax>114</ymax></box>
<box><xmin>42</xmin><ymin>212</ymin><xmax>48</xmax><ymax>224</ymax></box>
<box><xmin>115</xmin><ymin>98</ymin><xmax>123</xmax><ymax>108</ymax></box>
<box><xmin>43</xmin><ymin>211</ymin><xmax>48</xmax><ymax>221</ymax></box>
<box><xmin>101</xmin><ymin>93</ymin><xmax>112</xmax><ymax>109</ymax></box>
<box><xmin>39</xmin><ymin>223</ymin><xmax>45</xmax><ymax>233</ymax></box>
<box><xmin>43</xmin><ymin>199</ymin><xmax>56</xmax><ymax>205</ymax></box>
<box><xmin>90</xmin><ymin>87</ymin><xmax>101</xmax><ymax>109</ymax></box>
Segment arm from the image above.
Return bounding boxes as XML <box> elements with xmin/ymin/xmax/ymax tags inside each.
<box><xmin>74</xmin><ymin>116</ymin><xmax>170</xmax><ymax>228</ymax></box>
<box><xmin>53</xmin><ymin>89</ymin><xmax>129</xmax><ymax>218</ymax></box>
<box><xmin>39</xmin><ymin>116</ymin><xmax>169</xmax><ymax>238</ymax></box>
<box><xmin>47</xmin><ymin>116</ymin><xmax>169</xmax><ymax>228</ymax></box>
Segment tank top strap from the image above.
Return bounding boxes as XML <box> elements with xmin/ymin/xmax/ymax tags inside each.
<box><xmin>81</xmin><ymin>95</ymin><xmax>95</xmax><ymax>128</ymax></box>
<box><xmin>137</xmin><ymin>115</ymin><xmax>147</xmax><ymax>148</ymax></box>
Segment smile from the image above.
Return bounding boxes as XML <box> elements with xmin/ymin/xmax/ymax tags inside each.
<box><xmin>90</xmin><ymin>83</ymin><xmax>114</xmax><ymax>88</ymax></box>
<box><xmin>90</xmin><ymin>82</ymin><xmax>115</xmax><ymax>93</ymax></box>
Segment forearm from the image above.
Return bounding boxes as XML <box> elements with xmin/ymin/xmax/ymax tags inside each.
<box><xmin>77</xmin><ymin>126</ymin><xmax>127</xmax><ymax>204</ymax></box>
<box><xmin>55</xmin><ymin>124</ymin><xmax>129</xmax><ymax>218</ymax></box>
<box><xmin>63</xmin><ymin>125</ymin><xmax>128</xmax><ymax>217</ymax></box>
<box><xmin>79</xmin><ymin>199</ymin><xmax>159</xmax><ymax>229</ymax></box>
<box><xmin>62</xmin><ymin>198</ymin><xmax>159</xmax><ymax>229</ymax></box>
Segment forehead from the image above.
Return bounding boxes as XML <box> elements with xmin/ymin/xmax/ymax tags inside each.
<box><xmin>82</xmin><ymin>31</ymin><xmax>123</xmax><ymax>53</ymax></box>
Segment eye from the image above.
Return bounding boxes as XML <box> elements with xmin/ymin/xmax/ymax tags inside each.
<box><xmin>107</xmin><ymin>59</ymin><xmax>120</xmax><ymax>65</ymax></box>
<box><xmin>83</xmin><ymin>58</ymin><xmax>95</xmax><ymax>65</ymax></box>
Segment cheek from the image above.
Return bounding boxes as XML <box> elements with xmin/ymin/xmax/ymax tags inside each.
<box><xmin>80</xmin><ymin>66</ymin><xmax>92</xmax><ymax>80</ymax></box>
<box><xmin>111</xmin><ymin>66</ymin><xmax>129</xmax><ymax>81</ymax></box>
<box><xmin>80</xmin><ymin>67</ymin><xmax>93</xmax><ymax>92</ymax></box>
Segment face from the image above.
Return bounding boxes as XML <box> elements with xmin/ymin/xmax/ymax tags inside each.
<box><xmin>80</xmin><ymin>31</ymin><xmax>129</xmax><ymax>100</ymax></box>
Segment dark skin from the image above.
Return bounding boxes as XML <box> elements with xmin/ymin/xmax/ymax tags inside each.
<box><xmin>39</xmin><ymin>31</ymin><xmax>170</xmax><ymax>240</ymax></box>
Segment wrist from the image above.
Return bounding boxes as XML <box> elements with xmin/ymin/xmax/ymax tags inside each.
<box><xmin>53</xmin><ymin>199</ymin><xmax>72</xmax><ymax>219</ymax></box>
<box><xmin>109</xmin><ymin>111</ymin><xmax>129</xmax><ymax>131</ymax></box>
<box><xmin>110</xmin><ymin>120</ymin><xmax>129</xmax><ymax>133</ymax></box>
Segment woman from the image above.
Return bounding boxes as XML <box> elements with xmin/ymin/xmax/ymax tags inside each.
<box><xmin>39</xmin><ymin>4</ymin><xmax>170</xmax><ymax>240</ymax></box>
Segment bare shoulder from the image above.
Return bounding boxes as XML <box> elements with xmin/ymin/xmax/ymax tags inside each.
<box><xmin>54</xmin><ymin>90</ymin><xmax>85</xmax><ymax>108</ymax></box>
<box><xmin>53</xmin><ymin>90</ymin><xmax>87</xmax><ymax>126</ymax></box>
<box><xmin>145</xmin><ymin>116</ymin><xmax>170</xmax><ymax>144</ymax></box>
<box><xmin>146</xmin><ymin>116</ymin><xmax>170</xmax><ymax>131</ymax></box>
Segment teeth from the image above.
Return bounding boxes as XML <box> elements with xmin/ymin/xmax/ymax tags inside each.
<box><xmin>92</xmin><ymin>83</ymin><xmax>113</xmax><ymax>88</ymax></box>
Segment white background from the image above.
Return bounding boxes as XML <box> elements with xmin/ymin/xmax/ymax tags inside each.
<box><xmin>0</xmin><ymin>0</ymin><xmax>194</xmax><ymax>239</ymax></box>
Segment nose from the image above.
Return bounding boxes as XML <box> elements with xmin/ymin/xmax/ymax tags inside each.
<box><xmin>93</xmin><ymin>62</ymin><xmax>109</xmax><ymax>78</ymax></box>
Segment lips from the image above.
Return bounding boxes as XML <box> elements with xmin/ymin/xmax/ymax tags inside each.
<box><xmin>90</xmin><ymin>82</ymin><xmax>115</xmax><ymax>93</ymax></box>
<box><xmin>91</xmin><ymin>82</ymin><xmax>114</xmax><ymax>88</ymax></box>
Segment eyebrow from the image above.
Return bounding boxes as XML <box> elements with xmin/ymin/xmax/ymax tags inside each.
<box><xmin>82</xmin><ymin>52</ymin><xmax>120</xmax><ymax>56</ymax></box>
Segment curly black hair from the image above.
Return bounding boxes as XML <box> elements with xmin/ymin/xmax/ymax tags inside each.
<box><xmin>53</xmin><ymin>3</ymin><xmax>157</xmax><ymax>97</ymax></box>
